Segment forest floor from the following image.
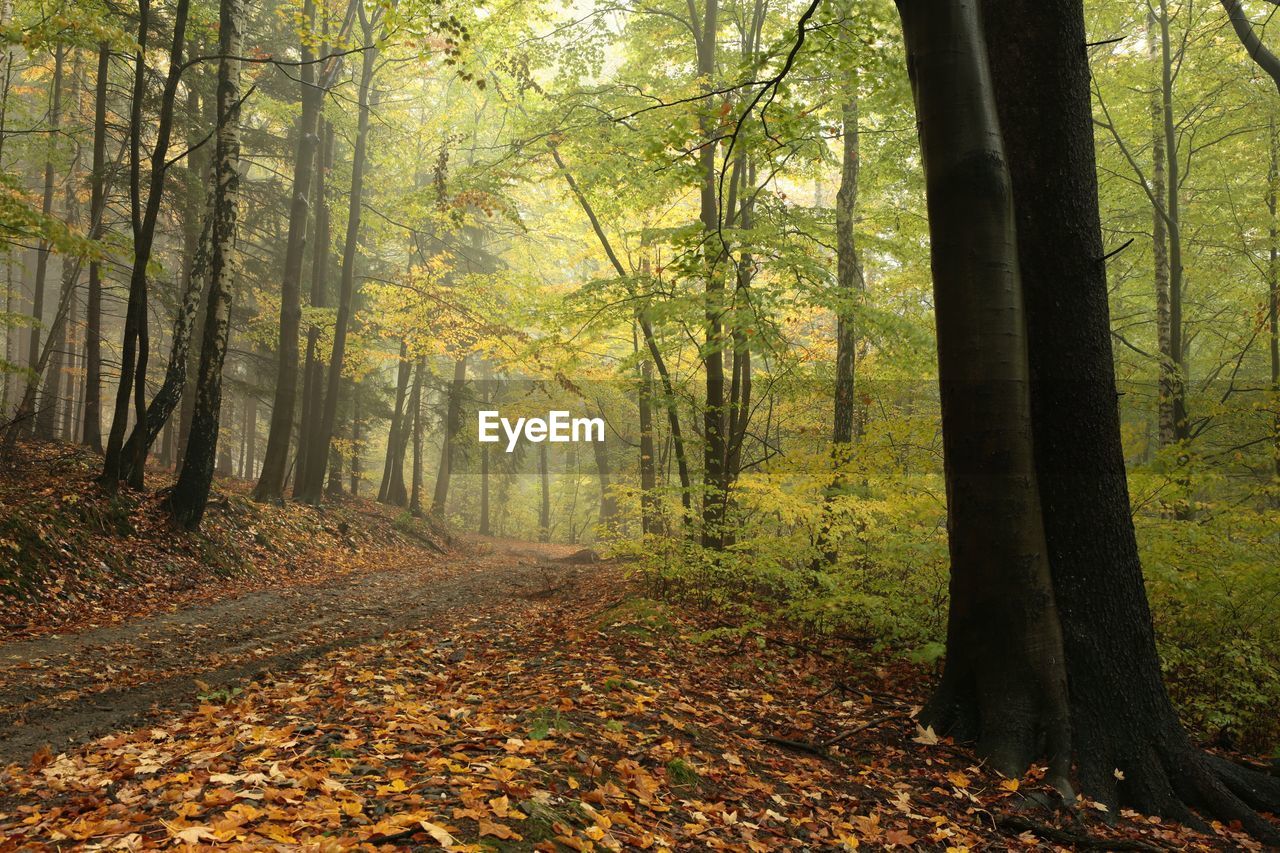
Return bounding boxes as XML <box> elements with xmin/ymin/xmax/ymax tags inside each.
<box><xmin>0</xmin><ymin>447</ymin><xmax>1275</xmax><ymax>851</ymax></box>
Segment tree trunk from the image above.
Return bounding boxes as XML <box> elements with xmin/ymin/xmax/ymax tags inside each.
<box><xmin>895</xmin><ymin>0</ymin><xmax>1071</xmax><ymax>786</ymax></box>
<box><xmin>407</xmin><ymin>357</ymin><xmax>424</xmax><ymax>516</ymax></box>
<box><xmin>295</xmin><ymin>19</ymin><xmax>378</xmax><ymax>504</ymax></box>
<box><xmin>82</xmin><ymin>41</ymin><xmax>110</xmax><ymax>451</ymax></box>
<box><xmin>350</xmin><ymin>391</ymin><xmax>360</xmax><ymax>495</ymax></box>
<box><xmin>1271</xmin><ymin>115</ymin><xmax>1280</xmax><ymax>503</ymax></box>
<box><xmin>816</xmin><ymin>83</ymin><xmax>866</xmax><ymax>566</ymax></box>
<box><xmin>697</xmin><ymin>0</ymin><xmax>727</xmax><ymax>550</ymax></box>
<box><xmin>26</xmin><ymin>44</ymin><xmax>64</xmax><ymax>429</ymax></box>
<box><xmin>379</xmin><ymin>339</ymin><xmax>412</xmax><ymax>504</ymax></box>
<box><xmin>1156</xmin><ymin>0</ymin><xmax>1192</xmax><ymax>517</ymax></box>
<box><xmin>168</xmin><ymin>0</ymin><xmax>241</xmax><ymax>528</ymax></box>
<box><xmin>296</xmin><ymin>118</ymin><xmax>334</xmax><ymax>492</ymax></box>
<box><xmin>119</xmin><ymin>205</ymin><xmax>212</xmax><ymax>482</ymax></box>
<box><xmin>1148</xmin><ymin>12</ymin><xmax>1175</xmax><ymax>451</ymax></box>
<box><xmin>591</xmin><ymin>414</ymin><xmax>615</xmax><ymax>530</ymax></box>
<box><xmin>38</xmin><ymin>52</ymin><xmax>80</xmax><ymax>440</ymax></box>
<box><xmin>538</xmin><ymin>442</ymin><xmax>550</xmax><ymax>543</ymax></box>
<box><xmin>636</xmin><ymin>327</ymin><xmax>659</xmax><ymax>535</ymax></box>
<box><xmin>102</xmin><ymin>0</ymin><xmax>191</xmax><ymax>490</ymax></box>
<box><xmin>431</xmin><ymin>356</ymin><xmax>466</xmax><ymax>516</ymax></box>
<box><xmin>548</xmin><ymin>145</ymin><xmax>692</xmax><ymax>526</ymax></box>
<box><xmin>982</xmin><ymin>0</ymin><xmax>1280</xmax><ymax>840</ymax></box>
<box><xmin>255</xmin><ymin>0</ymin><xmax>322</xmax><ymax>502</ymax></box>
<box><xmin>479</xmin><ymin>376</ymin><xmax>491</xmax><ymax>534</ymax></box>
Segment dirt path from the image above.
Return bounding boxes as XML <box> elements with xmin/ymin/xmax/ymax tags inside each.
<box><xmin>0</xmin><ymin>537</ymin><xmax>584</xmax><ymax>764</ymax></box>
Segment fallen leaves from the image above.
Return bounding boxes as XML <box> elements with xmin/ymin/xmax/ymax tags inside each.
<box><xmin>0</xmin><ymin>542</ymin><xmax>1269</xmax><ymax>851</ymax></box>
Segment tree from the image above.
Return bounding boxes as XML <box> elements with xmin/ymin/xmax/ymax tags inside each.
<box><xmin>893</xmin><ymin>0</ymin><xmax>1072</xmax><ymax>788</ymax></box>
<box><xmin>255</xmin><ymin>0</ymin><xmax>358</xmax><ymax>502</ymax></box>
<box><xmin>101</xmin><ymin>0</ymin><xmax>192</xmax><ymax>490</ymax></box>
<box><xmin>81</xmin><ymin>40</ymin><xmax>109</xmax><ymax>451</ymax></box>
<box><xmin>295</xmin><ymin>4</ymin><xmax>382</xmax><ymax>504</ymax></box>
<box><xmin>900</xmin><ymin>0</ymin><xmax>1280</xmax><ymax>839</ymax></box>
<box><xmin>168</xmin><ymin>0</ymin><xmax>243</xmax><ymax>528</ymax></box>
<box><xmin>431</xmin><ymin>356</ymin><xmax>466</xmax><ymax>516</ymax></box>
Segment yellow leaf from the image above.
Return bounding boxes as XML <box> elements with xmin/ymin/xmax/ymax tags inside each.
<box><xmin>419</xmin><ymin>820</ymin><xmax>457</xmax><ymax>846</ymax></box>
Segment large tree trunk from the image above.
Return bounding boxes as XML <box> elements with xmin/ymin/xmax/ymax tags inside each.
<box><xmin>295</xmin><ymin>16</ymin><xmax>378</xmax><ymax>504</ymax></box>
<box><xmin>431</xmin><ymin>356</ymin><xmax>466</xmax><ymax>516</ymax></box>
<box><xmin>255</xmin><ymin>0</ymin><xmax>322</xmax><ymax>502</ymax></box>
<box><xmin>832</xmin><ymin>89</ymin><xmax>863</xmax><ymax>451</ymax></box>
<box><xmin>168</xmin><ymin>0</ymin><xmax>242</xmax><ymax>529</ymax></box>
<box><xmin>102</xmin><ymin>0</ymin><xmax>191</xmax><ymax>490</ymax></box>
<box><xmin>82</xmin><ymin>41</ymin><xmax>110</xmax><ymax>451</ymax></box>
<box><xmin>895</xmin><ymin>0</ymin><xmax>1072</xmax><ymax>786</ymax></box>
<box><xmin>982</xmin><ymin>0</ymin><xmax>1280</xmax><ymax>840</ymax></box>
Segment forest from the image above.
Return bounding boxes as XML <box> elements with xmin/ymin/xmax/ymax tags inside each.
<box><xmin>1</xmin><ymin>0</ymin><xmax>1279</xmax><ymax>849</ymax></box>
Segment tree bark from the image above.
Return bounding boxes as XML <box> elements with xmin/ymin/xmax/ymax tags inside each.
<box><xmin>479</xmin><ymin>369</ymin><xmax>491</xmax><ymax>535</ymax></box>
<box><xmin>538</xmin><ymin>442</ymin><xmax>550</xmax><ymax>543</ymax></box>
<box><xmin>295</xmin><ymin>14</ymin><xmax>378</xmax><ymax>504</ymax></box>
<box><xmin>1148</xmin><ymin>11</ymin><xmax>1175</xmax><ymax>451</ymax></box>
<box><xmin>102</xmin><ymin>0</ymin><xmax>192</xmax><ymax>489</ymax></box>
<box><xmin>547</xmin><ymin>145</ymin><xmax>693</xmax><ymax>525</ymax></box>
<box><xmin>82</xmin><ymin>41</ymin><xmax>110</xmax><ymax>451</ymax></box>
<box><xmin>379</xmin><ymin>339</ymin><xmax>412</xmax><ymax>505</ymax></box>
<box><xmin>120</xmin><ymin>206</ymin><xmax>212</xmax><ymax>482</ymax></box>
<box><xmin>591</xmin><ymin>411</ymin><xmax>616</xmax><ymax>529</ymax></box>
<box><xmin>255</xmin><ymin>0</ymin><xmax>322</xmax><ymax>502</ymax></box>
<box><xmin>407</xmin><ymin>357</ymin><xmax>424</xmax><ymax>516</ymax></box>
<box><xmin>895</xmin><ymin>0</ymin><xmax>1072</xmax><ymax>786</ymax></box>
<box><xmin>296</xmin><ymin>119</ymin><xmax>334</xmax><ymax>492</ymax></box>
<box><xmin>1156</xmin><ymin>0</ymin><xmax>1193</xmax><ymax>517</ymax></box>
<box><xmin>982</xmin><ymin>0</ymin><xmax>1280</xmax><ymax>840</ymax></box>
<box><xmin>816</xmin><ymin>81</ymin><xmax>866</xmax><ymax>565</ymax></box>
<box><xmin>431</xmin><ymin>356</ymin><xmax>466</xmax><ymax>516</ymax></box>
<box><xmin>637</xmin><ymin>334</ymin><xmax>659</xmax><ymax>535</ymax></box>
<box><xmin>168</xmin><ymin>0</ymin><xmax>242</xmax><ymax>528</ymax></box>
<box><xmin>1271</xmin><ymin>116</ymin><xmax>1280</xmax><ymax>503</ymax></box>
<box><xmin>697</xmin><ymin>0</ymin><xmax>727</xmax><ymax>550</ymax></box>
<box><xmin>26</xmin><ymin>44</ymin><xmax>64</xmax><ymax>428</ymax></box>
<box><xmin>37</xmin><ymin>50</ymin><xmax>80</xmax><ymax>440</ymax></box>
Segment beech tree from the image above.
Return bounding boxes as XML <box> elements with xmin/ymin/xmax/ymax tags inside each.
<box><xmin>168</xmin><ymin>0</ymin><xmax>243</xmax><ymax>528</ymax></box>
<box><xmin>900</xmin><ymin>0</ymin><xmax>1280</xmax><ymax>839</ymax></box>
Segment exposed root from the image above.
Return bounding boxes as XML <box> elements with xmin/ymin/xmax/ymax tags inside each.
<box><xmin>1075</xmin><ymin>733</ymin><xmax>1280</xmax><ymax>846</ymax></box>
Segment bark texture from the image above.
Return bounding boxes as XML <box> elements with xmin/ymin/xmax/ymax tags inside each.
<box><xmin>895</xmin><ymin>0</ymin><xmax>1072</xmax><ymax>786</ymax></box>
<box><xmin>168</xmin><ymin>0</ymin><xmax>242</xmax><ymax>529</ymax></box>
<box><xmin>982</xmin><ymin>0</ymin><xmax>1280</xmax><ymax>840</ymax></box>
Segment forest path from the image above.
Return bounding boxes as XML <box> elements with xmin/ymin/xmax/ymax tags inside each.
<box><xmin>0</xmin><ymin>536</ymin><xmax>586</xmax><ymax>764</ymax></box>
